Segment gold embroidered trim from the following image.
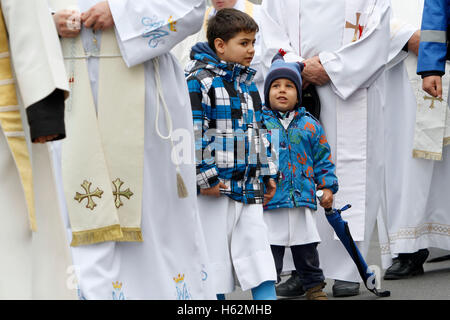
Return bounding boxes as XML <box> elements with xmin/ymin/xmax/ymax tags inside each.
<box><xmin>412</xmin><ymin>149</ymin><xmax>443</xmax><ymax>161</ymax></box>
<box><xmin>71</xmin><ymin>224</ymin><xmax>123</xmax><ymax>247</ymax></box>
<box><xmin>389</xmin><ymin>223</ymin><xmax>450</xmax><ymax>242</ymax></box>
<box><xmin>118</xmin><ymin>228</ymin><xmax>143</xmax><ymax>242</ymax></box>
<box><xmin>0</xmin><ymin>9</ymin><xmax>35</xmax><ymax>231</ymax></box>
<box><xmin>379</xmin><ymin>243</ymin><xmax>391</xmax><ymax>256</ymax></box>
<box><xmin>444</xmin><ymin>137</ymin><xmax>450</xmax><ymax>146</ymax></box>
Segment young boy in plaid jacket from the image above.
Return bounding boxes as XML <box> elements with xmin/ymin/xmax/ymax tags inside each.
<box><xmin>186</xmin><ymin>8</ymin><xmax>278</xmax><ymax>300</ymax></box>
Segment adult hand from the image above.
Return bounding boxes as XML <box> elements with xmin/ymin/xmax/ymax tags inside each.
<box><xmin>423</xmin><ymin>75</ymin><xmax>443</xmax><ymax>98</ymax></box>
<box><xmin>200</xmin><ymin>182</ymin><xmax>228</xmax><ymax>197</ymax></box>
<box><xmin>407</xmin><ymin>30</ymin><xmax>420</xmax><ymax>56</ymax></box>
<box><xmin>318</xmin><ymin>188</ymin><xmax>333</xmax><ymax>209</ymax></box>
<box><xmin>53</xmin><ymin>9</ymin><xmax>81</xmax><ymax>38</ymax></box>
<box><xmin>301</xmin><ymin>56</ymin><xmax>330</xmax><ymax>86</ymax></box>
<box><xmin>81</xmin><ymin>1</ymin><xmax>114</xmax><ymax>31</ymax></box>
<box><xmin>302</xmin><ymin>80</ymin><xmax>311</xmax><ymax>90</ymax></box>
<box><xmin>263</xmin><ymin>179</ymin><xmax>277</xmax><ymax>206</ymax></box>
<box><xmin>33</xmin><ymin>135</ymin><xmax>59</xmax><ymax>144</ymax></box>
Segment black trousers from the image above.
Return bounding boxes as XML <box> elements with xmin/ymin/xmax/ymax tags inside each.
<box><xmin>271</xmin><ymin>243</ymin><xmax>325</xmax><ymax>290</ymax></box>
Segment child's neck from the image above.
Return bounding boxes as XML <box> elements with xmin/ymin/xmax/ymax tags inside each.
<box><xmin>216</xmin><ymin>53</ymin><xmax>243</xmax><ymax>67</ymax></box>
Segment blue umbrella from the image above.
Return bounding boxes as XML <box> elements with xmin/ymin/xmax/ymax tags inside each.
<box><xmin>317</xmin><ymin>191</ymin><xmax>390</xmax><ymax>298</ymax></box>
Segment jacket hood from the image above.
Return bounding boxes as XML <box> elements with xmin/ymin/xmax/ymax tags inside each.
<box><xmin>186</xmin><ymin>42</ymin><xmax>257</xmax><ymax>85</ymax></box>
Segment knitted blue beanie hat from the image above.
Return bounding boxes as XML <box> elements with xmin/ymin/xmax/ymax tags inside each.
<box><xmin>264</xmin><ymin>49</ymin><xmax>304</xmax><ymax>109</ymax></box>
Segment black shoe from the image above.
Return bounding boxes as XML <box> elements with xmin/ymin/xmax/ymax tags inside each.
<box><xmin>383</xmin><ymin>250</ymin><xmax>428</xmax><ymax>280</ymax></box>
<box><xmin>409</xmin><ymin>249</ymin><xmax>430</xmax><ymax>266</ymax></box>
<box><xmin>332</xmin><ymin>280</ymin><xmax>360</xmax><ymax>297</ymax></box>
<box><xmin>428</xmin><ymin>254</ymin><xmax>450</xmax><ymax>263</ymax></box>
<box><xmin>275</xmin><ymin>273</ymin><xmax>306</xmax><ymax>297</ymax></box>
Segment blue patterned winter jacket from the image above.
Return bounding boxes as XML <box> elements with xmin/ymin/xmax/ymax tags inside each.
<box><xmin>262</xmin><ymin>106</ymin><xmax>338</xmax><ymax>211</ymax></box>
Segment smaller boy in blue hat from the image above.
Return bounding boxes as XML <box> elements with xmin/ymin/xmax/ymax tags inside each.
<box><xmin>262</xmin><ymin>50</ymin><xmax>339</xmax><ymax>300</ymax></box>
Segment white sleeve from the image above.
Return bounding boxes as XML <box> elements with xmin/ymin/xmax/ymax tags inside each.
<box><xmin>259</xmin><ymin>0</ymin><xmax>303</xmax><ymax>74</ymax></box>
<box><xmin>2</xmin><ymin>0</ymin><xmax>69</xmax><ymax>108</ymax></box>
<box><xmin>318</xmin><ymin>1</ymin><xmax>391</xmax><ymax>100</ymax></box>
<box><xmin>387</xmin><ymin>18</ymin><xmax>416</xmax><ymax>69</ymax></box>
<box><xmin>108</xmin><ymin>0</ymin><xmax>206</xmax><ymax>67</ymax></box>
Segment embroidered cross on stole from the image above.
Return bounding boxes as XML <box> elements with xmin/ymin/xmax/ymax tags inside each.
<box><xmin>52</xmin><ymin>0</ymin><xmax>146</xmax><ymax>246</ymax></box>
<box><xmin>413</xmin><ymin>90</ymin><xmax>450</xmax><ymax>161</ymax></box>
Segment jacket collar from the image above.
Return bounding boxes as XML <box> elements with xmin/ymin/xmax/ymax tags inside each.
<box><xmin>263</xmin><ymin>105</ymin><xmax>306</xmax><ymax>119</ymax></box>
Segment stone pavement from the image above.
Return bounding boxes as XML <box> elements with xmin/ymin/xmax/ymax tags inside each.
<box><xmin>227</xmin><ymin>229</ymin><xmax>450</xmax><ymax>300</ymax></box>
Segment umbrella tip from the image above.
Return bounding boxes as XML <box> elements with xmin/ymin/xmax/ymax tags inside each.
<box><xmin>372</xmin><ymin>288</ymin><xmax>391</xmax><ymax>298</ymax></box>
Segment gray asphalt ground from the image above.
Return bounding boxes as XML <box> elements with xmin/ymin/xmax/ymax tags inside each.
<box><xmin>227</xmin><ymin>228</ymin><xmax>450</xmax><ymax>300</ymax></box>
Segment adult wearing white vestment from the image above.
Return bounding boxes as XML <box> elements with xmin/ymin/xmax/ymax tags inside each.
<box><xmin>378</xmin><ymin>0</ymin><xmax>450</xmax><ymax>279</ymax></box>
<box><xmin>0</xmin><ymin>0</ymin><xmax>76</xmax><ymax>299</ymax></box>
<box><xmin>259</xmin><ymin>0</ymin><xmax>391</xmax><ymax>296</ymax></box>
<box><xmin>51</xmin><ymin>0</ymin><xmax>216</xmax><ymax>299</ymax></box>
<box><xmin>171</xmin><ymin>0</ymin><xmax>264</xmax><ymax>92</ymax></box>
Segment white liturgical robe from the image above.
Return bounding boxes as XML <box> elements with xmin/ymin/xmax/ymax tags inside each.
<box><xmin>50</xmin><ymin>0</ymin><xmax>216</xmax><ymax>299</ymax></box>
<box><xmin>0</xmin><ymin>0</ymin><xmax>76</xmax><ymax>299</ymax></box>
<box><xmin>377</xmin><ymin>0</ymin><xmax>450</xmax><ymax>269</ymax></box>
<box><xmin>259</xmin><ymin>0</ymin><xmax>391</xmax><ymax>282</ymax></box>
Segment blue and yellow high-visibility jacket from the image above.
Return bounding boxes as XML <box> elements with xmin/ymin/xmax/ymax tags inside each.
<box><xmin>417</xmin><ymin>0</ymin><xmax>450</xmax><ymax>77</ymax></box>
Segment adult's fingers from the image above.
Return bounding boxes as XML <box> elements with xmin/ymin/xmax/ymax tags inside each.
<box><xmin>423</xmin><ymin>76</ymin><xmax>440</xmax><ymax>98</ymax></box>
<box><xmin>425</xmin><ymin>84</ymin><xmax>437</xmax><ymax>97</ymax></box>
<box><xmin>60</xmin><ymin>29</ymin><xmax>81</xmax><ymax>38</ymax></box>
<box><xmin>82</xmin><ymin>10</ymin><xmax>97</xmax><ymax>28</ymax></box>
<box><xmin>436</xmin><ymin>77</ymin><xmax>443</xmax><ymax>98</ymax></box>
<box><xmin>92</xmin><ymin>20</ymin><xmax>104</xmax><ymax>31</ymax></box>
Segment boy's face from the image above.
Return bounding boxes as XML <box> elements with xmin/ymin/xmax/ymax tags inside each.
<box><xmin>212</xmin><ymin>0</ymin><xmax>238</xmax><ymax>10</ymax></box>
<box><xmin>214</xmin><ymin>31</ymin><xmax>256</xmax><ymax>67</ymax></box>
<box><xmin>269</xmin><ymin>78</ymin><xmax>298</xmax><ymax>113</ymax></box>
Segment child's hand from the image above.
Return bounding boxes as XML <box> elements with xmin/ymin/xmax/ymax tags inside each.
<box><xmin>318</xmin><ymin>188</ymin><xmax>333</xmax><ymax>209</ymax></box>
<box><xmin>263</xmin><ymin>179</ymin><xmax>277</xmax><ymax>206</ymax></box>
<box><xmin>200</xmin><ymin>182</ymin><xmax>228</xmax><ymax>197</ymax></box>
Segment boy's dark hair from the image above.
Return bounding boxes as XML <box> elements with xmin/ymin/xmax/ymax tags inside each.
<box><xmin>207</xmin><ymin>8</ymin><xmax>259</xmax><ymax>53</ymax></box>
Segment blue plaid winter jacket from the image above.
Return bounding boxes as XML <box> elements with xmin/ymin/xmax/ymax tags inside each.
<box><xmin>186</xmin><ymin>42</ymin><xmax>277</xmax><ymax>204</ymax></box>
<box><xmin>262</xmin><ymin>107</ymin><xmax>338</xmax><ymax>211</ymax></box>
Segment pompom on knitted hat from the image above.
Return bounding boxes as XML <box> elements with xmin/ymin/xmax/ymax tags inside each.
<box><xmin>264</xmin><ymin>49</ymin><xmax>305</xmax><ymax>109</ymax></box>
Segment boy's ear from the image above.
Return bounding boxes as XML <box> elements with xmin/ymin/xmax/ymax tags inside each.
<box><xmin>214</xmin><ymin>38</ymin><xmax>226</xmax><ymax>55</ymax></box>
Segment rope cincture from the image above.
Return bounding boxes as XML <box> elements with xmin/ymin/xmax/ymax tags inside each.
<box><xmin>153</xmin><ymin>57</ymin><xmax>188</xmax><ymax>198</ymax></box>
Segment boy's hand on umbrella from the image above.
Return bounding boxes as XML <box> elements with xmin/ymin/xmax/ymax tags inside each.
<box><xmin>318</xmin><ymin>188</ymin><xmax>333</xmax><ymax>209</ymax></box>
<box><xmin>263</xmin><ymin>179</ymin><xmax>277</xmax><ymax>206</ymax></box>
<box><xmin>200</xmin><ymin>182</ymin><xmax>228</xmax><ymax>197</ymax></box>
